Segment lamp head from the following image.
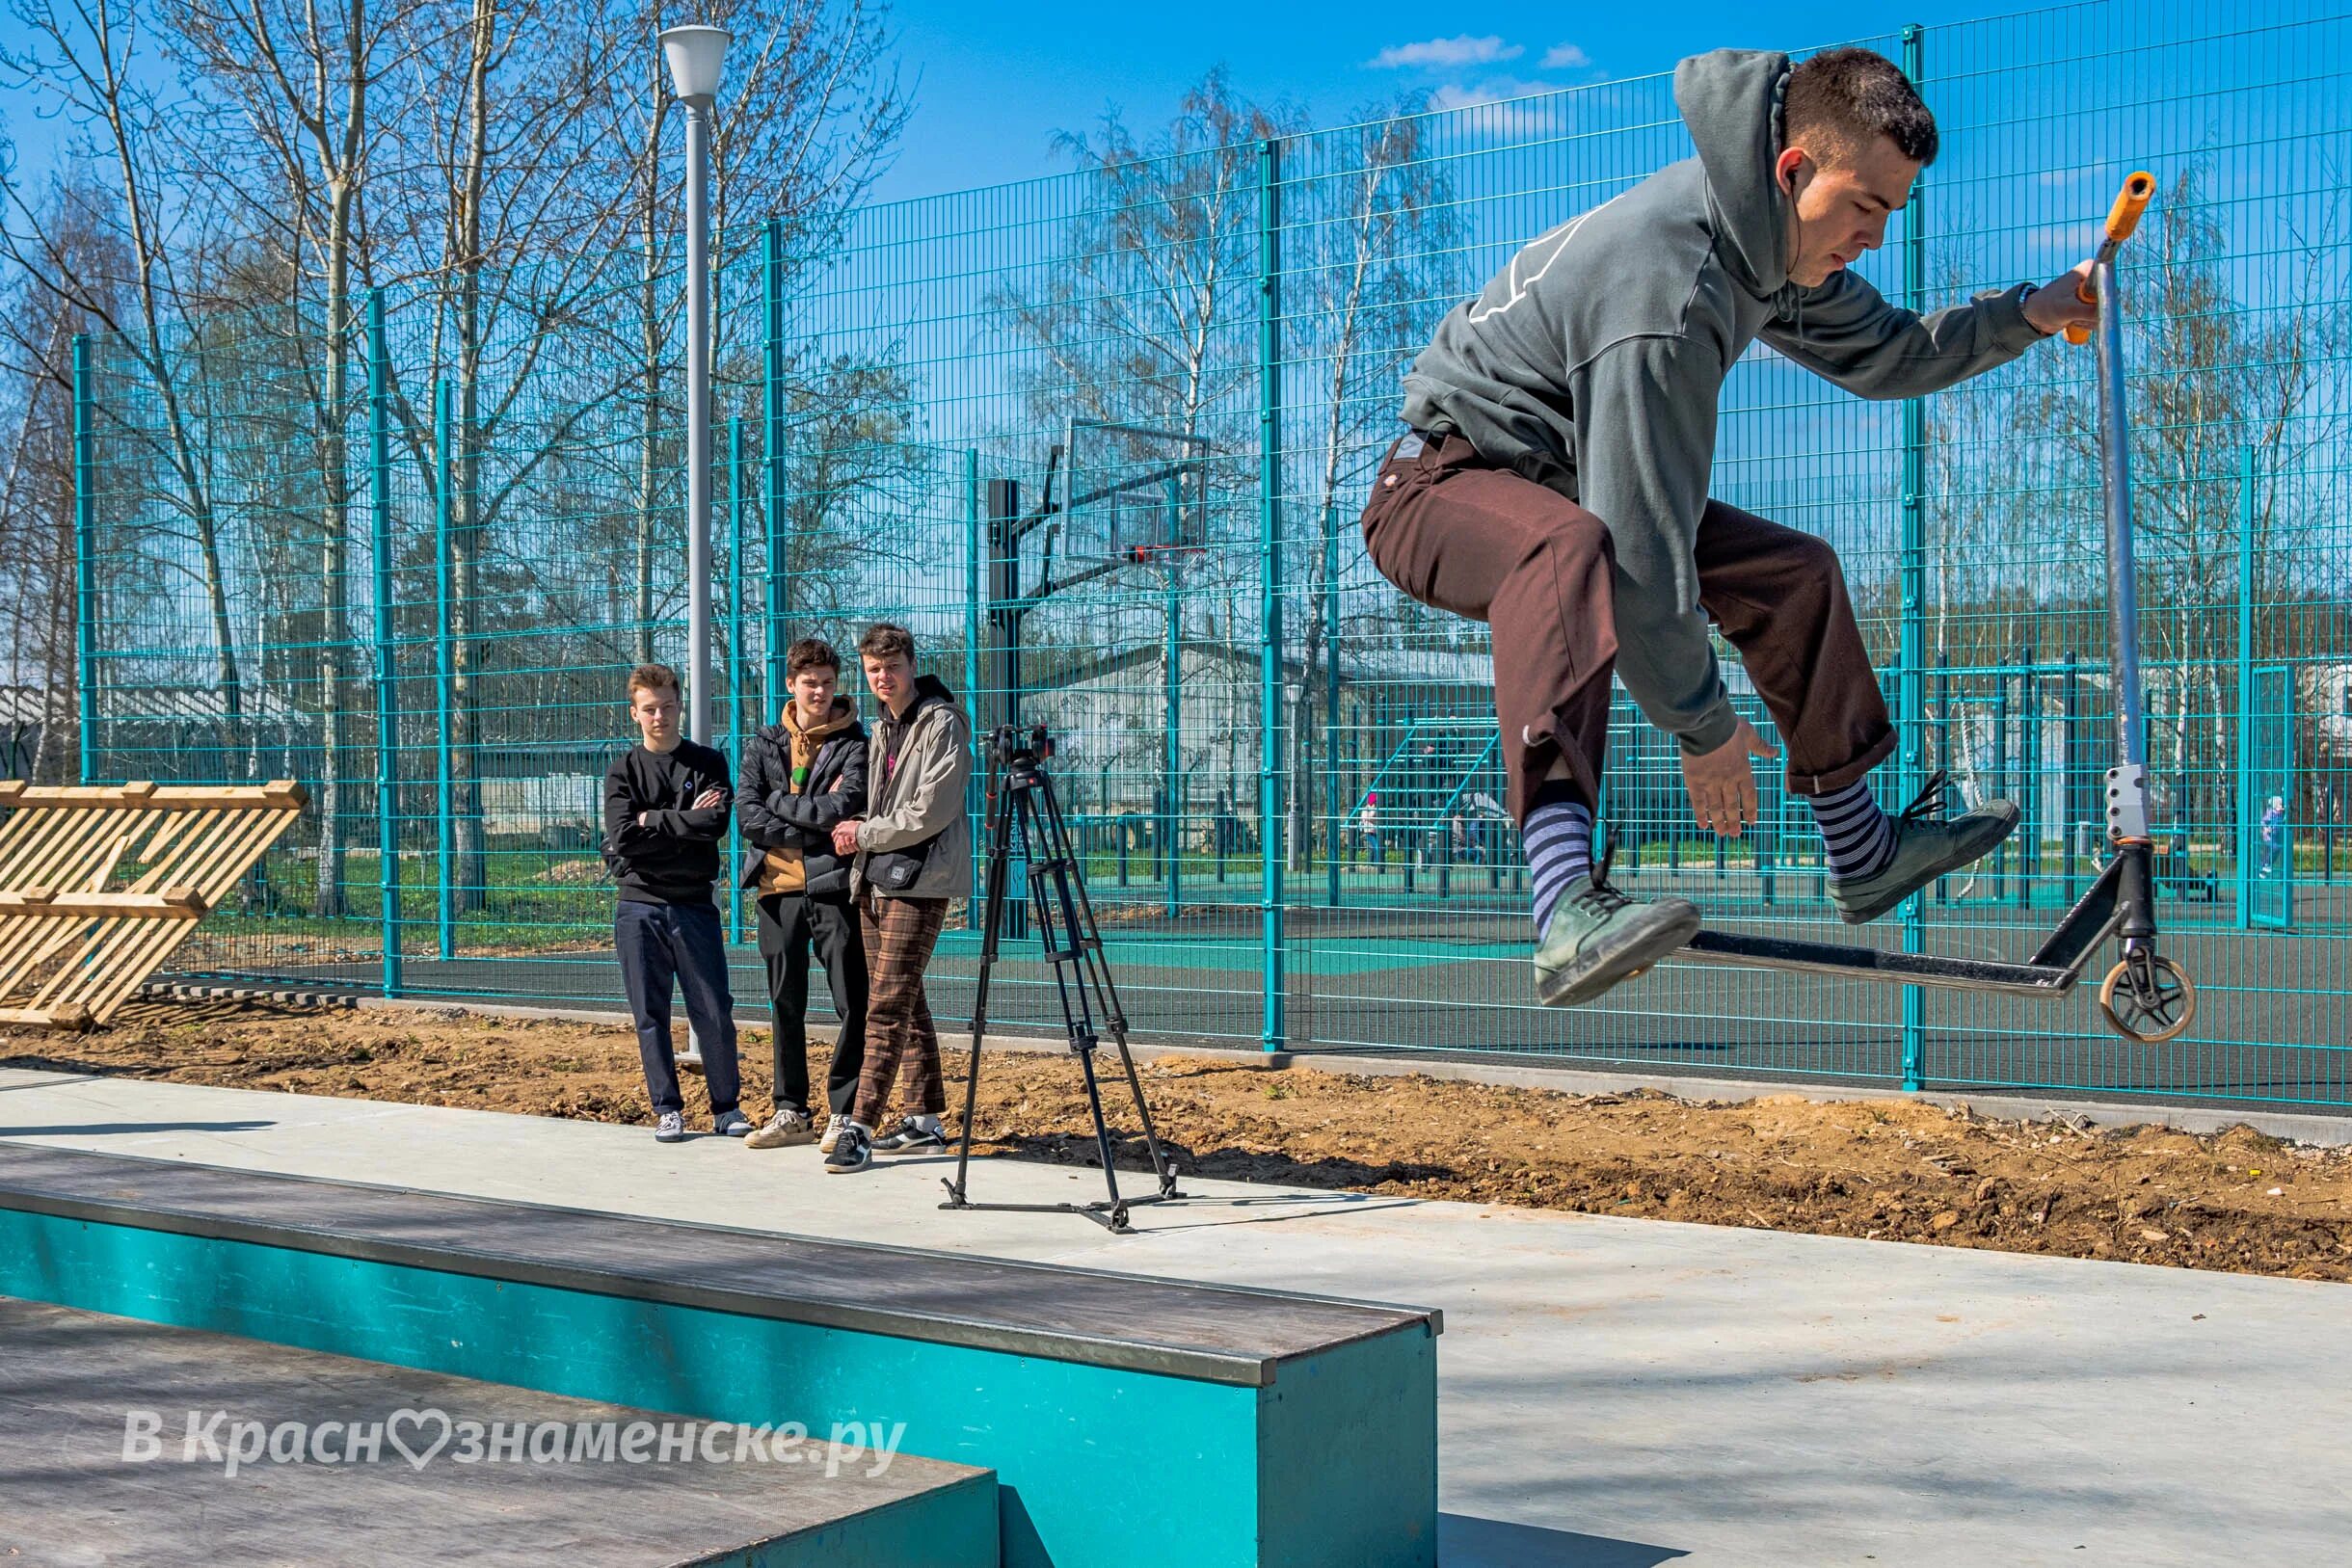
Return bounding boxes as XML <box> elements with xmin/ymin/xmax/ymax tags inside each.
<box><xmin>658</xmin><ymin>24</ymin><xmax>731</xmax><ymax>104</ymax></box>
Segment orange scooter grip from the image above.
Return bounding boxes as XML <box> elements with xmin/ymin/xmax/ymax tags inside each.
<box><xmin>2064</xmin><ymin>171</ymin><xmax>2157</xmax><ymax>344</ymax></box>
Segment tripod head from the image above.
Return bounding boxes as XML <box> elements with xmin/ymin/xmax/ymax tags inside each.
<box><xmin>988</xmin><ymin>723</ymin><xmax>1056</xmax><ymax>767</ymax></box>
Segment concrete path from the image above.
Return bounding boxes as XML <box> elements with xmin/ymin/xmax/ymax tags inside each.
<box><xmin>1</xmin><ymin>1065</ymin><xmax>2342</xmax><ymax>1568</ymax></box>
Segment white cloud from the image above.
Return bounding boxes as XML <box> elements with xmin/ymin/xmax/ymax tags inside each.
<box><xmin>1539</xmin><ymin>42</ymin><xmax>1590</xmax><ymax>69</ymax></box>
<box><xmin>1427</xmin><ymin>80</ymin><xmax>1565</xmax><ymax>139</ymax></box>
<box><xmin>1370</xmin><ymin>35</ymin><xmax>1523</xmax><ymax>70</ymax></box>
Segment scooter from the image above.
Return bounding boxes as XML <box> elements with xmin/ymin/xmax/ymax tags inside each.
<box><xmin>1668</xmin><ymin>171</ymin><xmax>2194</xmax><ymax>1046</ymax></box>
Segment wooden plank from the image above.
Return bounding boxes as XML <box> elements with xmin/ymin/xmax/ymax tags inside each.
<box><xmin>0</xmin><ymin>1002</ymin><xmax>94</xmax><ymax>1029</ymax></box>
<box><xmin>0</xmin><ymin>783</ymin><xmax>307</xmax><ymax>811</ymax></box>
<box><xmin>81</xmin><ymin>919</ymin><xmax>207</xmax><ymax>1024</ymax></box>
<box><xmin>0</xmin><ymin>915</ymin><xmax>92</xmax><ymax>1000</ymax></box>
<box><xmin>0</xmin><ymin>890</ymin><xmax>206</xmax><ymax>919</ymax></box>
<box><xmin>7</xmin><ymin>810</ymin><xmax>106</xmax><ymax>891</ymax></box>
<box><xmin>0</xmin><ymin>790</ymin><xmax>307</xmax><ymax>1025</ymax></box>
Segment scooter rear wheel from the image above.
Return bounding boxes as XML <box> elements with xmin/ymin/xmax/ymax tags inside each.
<box><xmin>2098</xmin><ymin>953</ymin><xmax>2196</xmax><ymax>1044</ymax></box>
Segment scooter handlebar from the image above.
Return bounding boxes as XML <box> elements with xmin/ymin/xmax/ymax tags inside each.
<box><xmin>2064</xmin><ymin>171</ymin><xmax>2157</xmax><ymax>345</ymax></box>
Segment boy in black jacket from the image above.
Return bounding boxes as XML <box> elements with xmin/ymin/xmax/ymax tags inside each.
<box><xmin>736</xmin><ymin>637</ymin><xmax>869</xmax><ymax>1151</ymax></box>
<box><xmin>602</xmin><ymin>662</ymin><xmax>748</xmax><ymax>1144</ymax></box>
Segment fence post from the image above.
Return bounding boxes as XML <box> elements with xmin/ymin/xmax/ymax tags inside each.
<box><xmin>2062</xmin><ymin>648</ymin><xmax>2081</xmax><ymax>902</ymax></box>
<box><xmin>72</xmin><ymin>334</ymin><xmax>98</xmax><ymax>784</ymax></box>
<box><xmin>763</xmin><ymin>217</ymin><xmax>788</xmax><ymax>706</ymax></box>
<box><xmin>728</xmin><ymin>414</ymin><xmax>746</xmax><ymax>945</ymax></box>
<box><xmin>1165</xmin><ymin>565</ymin><xmax>1182</xmax><ymax>920</ymax></box>
<box><xmin>1897</xmin><ymin>21</ymin><xmax>1928</xmax><ymax>1093</ymax></box>
<box><xmin>368</xmin><ymin>291</ymin><xmax>402</xmax><ymax>997</ymax></box>
<box><xmin>1257</xmin><ymin>136</ymin><xmax>1287</xmax><ymax>1053</ymax></box>
<box><xmin>1323</xmin><ymin>501</ymin><xmax>1342</xmax><ymax>911</ymax></box>
<box><xmin>965</xmin><ymin>448</ymin><xmax>983</xmax><ymax>929</ymax></box>
<box><xmin>2236</xmin><ymin>442</ymin><xmax>2255</xmax><ymax>928</ymax></box>
<box><xmin>433</xmin><ymin>377</ymin><xmax>456</xmax><ymax>961</ymax></box>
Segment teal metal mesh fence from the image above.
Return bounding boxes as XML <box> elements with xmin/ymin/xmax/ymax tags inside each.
<box><xmin>68</xmin><ymin>0</ymin><xmax>2352</xmax><ymax>1106</ymax></box>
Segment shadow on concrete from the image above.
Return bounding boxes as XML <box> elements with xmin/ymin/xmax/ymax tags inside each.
<box><xmin>1440</xmin><ymin>1513</ymin><xmax>1689</xmax><ymax>1567</ymax></box>
<box><xmin>981</xmin><ymin>1132</ymin><xmax>1468</xmax><ymax>1192</ymax></box>
<box><xmin>0</xmin><ymin>1121</ymin><xmax>277</xmax><ymax>1136</ymax></box>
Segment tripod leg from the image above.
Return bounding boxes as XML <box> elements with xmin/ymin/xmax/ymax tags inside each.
<box><xmin>1037</xmin><ymin>770</ymin><xmax>1183</xmax><ymax>1195</ymax></box>
<box><xmin>1074</xmin><ymin>1033</ymin><xmax>1127</xmax><ymax>1217</ymax></box>
<box><xmin>947</xmin><ymin>777</ymin><xmax>1020</xmax><ymax>1207</ymax></box>
<box><xmin>1106</xmin><ymin>1022</ymin><xmax>1182</xmax><ymax>1196</ymax></box>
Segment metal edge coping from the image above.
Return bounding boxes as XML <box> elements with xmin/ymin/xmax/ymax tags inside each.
<box><xmin>0</xmin><ymin>1140</ymin><xmax>1438</xmax><ymax>1335</ymax></box>
<box><xmin>0</xmin><ymin>1146</ymin><xmax>1441</xmax><ymax>1381</ymax></box>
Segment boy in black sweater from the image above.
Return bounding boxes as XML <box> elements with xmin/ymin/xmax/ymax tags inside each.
<box><xmin>735</xmin><ymin>636</ymin><xmax>869</xmax><ymax>1151</ymax></box>
<box><xmin>602</xmin><ymin>662</ymin><xmax>748</xmax><ymax>1144</ymax></box>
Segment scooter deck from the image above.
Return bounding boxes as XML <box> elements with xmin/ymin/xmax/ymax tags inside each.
<box><xmin>1676</xmin><ymin>924</ymin><xmax>2112</xmax><ymax>996</ymax></box>
<box><xmin>1672</xmin><ymin>855</ymin><xmax>2130</xmax><ymax>998</ymax></box>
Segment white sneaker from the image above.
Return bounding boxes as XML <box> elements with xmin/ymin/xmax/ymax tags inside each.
<box><xmin>745</xmin><ymin>1108</ymin><xmax>815</xmax><ymax>1149</ymax></box>
<box><xmin>654</xmin><ymin>1111</ymin><xmax>685</xmax><ymax>1144</ymax></box>
<box><xmin>817</xmin><ymin>1113</ymin><xmax>850</xmax><ymax>1154</ymax></box>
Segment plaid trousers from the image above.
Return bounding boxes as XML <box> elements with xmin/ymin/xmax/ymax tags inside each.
<box><xmin>852</xmin><ymin>889</ymin><xmax>949</xmax><ymax>1127</ymax></box>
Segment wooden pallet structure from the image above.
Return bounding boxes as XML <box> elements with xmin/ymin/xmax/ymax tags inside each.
<box><xmin>0</xmin><ymin>780</ymin><xmax>307</xmax><ymax>1030</ymax></box>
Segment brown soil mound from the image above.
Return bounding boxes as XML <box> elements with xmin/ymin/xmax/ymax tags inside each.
<box><xmin>6</xmin><ymin>999</ymin><xmax>2345</xmax><ymax>1282</ymax></box>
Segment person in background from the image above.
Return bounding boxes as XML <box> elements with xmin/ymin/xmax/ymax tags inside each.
<box><xmin>602</xmin><ymin>663</ymin><xmax>748</xmax><ymax>1144</ymax></box>
<box><xmin>736</xmin><ymin>637</ymin><xmax>869</xmax><ymax>1153</ymax></box>
<box><xmin>2260</xmin><ymin>795</ymin><xmax>2287</xmax><ymax>877</ymax></box>
<box><xmin>822</xmin><ymin>624</ymin><xmax>973</xmax><ymax>1175</ymax></box>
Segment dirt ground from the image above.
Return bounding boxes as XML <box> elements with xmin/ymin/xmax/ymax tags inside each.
<box><xmin>5</xmin><ymin>997</ymin><xmax>2347</xmax><ymax>1284</ymax></box>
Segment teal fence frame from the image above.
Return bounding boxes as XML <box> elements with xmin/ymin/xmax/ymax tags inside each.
<box><xmin>62</xmin><ymin>1</ymin><xmax>2352</xmax><ymax>1109</ymax></box>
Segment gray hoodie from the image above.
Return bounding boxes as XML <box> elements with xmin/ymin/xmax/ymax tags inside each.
<box><xmin>1400</xmin><ymin>48</ymin><xmax>2045</xmax><ymax>756</ymax></box>
<box><xmin>849</xmin><ymin>674</ymin><xmax>974</xmax><ymax>901</ymax></box>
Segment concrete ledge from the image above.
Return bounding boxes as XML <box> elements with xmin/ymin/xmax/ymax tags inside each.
<box><xmin>0</xmin><ymin>1141</ymin><xmax>1440</xmax><ymax>1568</ymax></box>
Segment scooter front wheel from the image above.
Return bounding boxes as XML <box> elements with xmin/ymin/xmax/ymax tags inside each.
<box><xmin>2098</xmin><ymin>953</ymin><xmax>2196</xmax><ymax>1044</ymax></box>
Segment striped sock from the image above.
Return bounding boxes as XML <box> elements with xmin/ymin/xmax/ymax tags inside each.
<box><xmin>1808</xmin><ymin>778</ymin><xmax>1896</xmax><ymax>882</ymax></box>
<box><xmin>1524</xmin><ymin>797</ymin><xmax>1594</xmax><ymax>933</ymax></box>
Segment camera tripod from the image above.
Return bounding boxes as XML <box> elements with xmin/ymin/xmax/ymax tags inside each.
<box><xmin>940</xmin><ymin>725</ymin><xmax>1186</xmax><ymax>1234</ymax></box>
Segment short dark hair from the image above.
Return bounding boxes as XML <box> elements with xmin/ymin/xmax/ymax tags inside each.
<box><xmin>786</xmin><ymin>637</ymin><xmax>842</xmax><ymax>679</ymax></box>
<box><xmin>857</xmin><ymin>623</ymin><xmax>916</xmax><ymax>664</ymax></box>
<box><xmin>627</xmin><ymin>662</ymin><xmax>681</xmax><ymax>702</ymax></box>
<box><xmin>1785</xmin><ymin>46</ymin><xmax>1938</xmax><ymax>167</ymax></box>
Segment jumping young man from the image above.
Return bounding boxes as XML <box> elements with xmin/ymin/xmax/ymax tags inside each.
<box><xmin>1363</xmin><ymin>45</ymin><xmax>2104</xmax><ymax>1006</ymax></box>
<box><xmin>602</xmin><ymin>663</ymin><xmax>749</xmax><ymax>1141</ymax></box>
<box><xmin>736</xmin><ymin>637</ymin><xmax>869</xmax><ymax>1153</ymax></box>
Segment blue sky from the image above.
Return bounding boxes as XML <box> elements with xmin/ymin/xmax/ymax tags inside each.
<box><xmin>869</xmin><ymin>1</ymin><xmax>2011</xmax><ymax>202</ymax></box>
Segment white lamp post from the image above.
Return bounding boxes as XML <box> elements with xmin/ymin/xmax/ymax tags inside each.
<box><xmin>660</xmin><ymin>23</ymin><xmax>729</xmax><ymax>1076</ymax></box>
<box><xmin>659</xmin><ymin>22</ymin><xmax>730</xmax><ymax>751</ymax></box>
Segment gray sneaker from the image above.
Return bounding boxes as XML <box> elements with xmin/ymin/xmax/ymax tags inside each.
<box><xmin>712</xmin><ymin>1108</ymin><xmax>753</xmax><ymax>1138</ymax></box>
<box><xmin>1534</xmin><ymin>864</ymin><xmax>1701</xmax><ymax>1008</ymax></box>
<box><xmin>654</xmin><ymin>1111</ymin><xmax>685</xmax><ymax>1144</ymax></box>
<box><xmin>1829</xmin><ymin>772</ymin><xmax>2020</xmax><ymax>926</ymax></box>
<box><xmin>744</xmin><ymin>1108</ymin><xmax>815</xmax><ymax>1149</ymax></box>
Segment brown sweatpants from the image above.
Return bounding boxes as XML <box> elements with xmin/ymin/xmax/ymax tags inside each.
<box><xmin>1358</xmin><ymin>432</ymin><xmax>1896</xmax><ymax>823</ymax></box>
<box><xmin>851</xmin><ymin>889</ymin><xmax>949</xmax><ymax>1129</ymax></box>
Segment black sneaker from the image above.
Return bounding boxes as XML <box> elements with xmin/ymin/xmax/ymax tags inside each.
<box><xmin>872</xmin><ymin>1118</ymin><xmax>949</xmax><ymax>1156</ymax></box>
<box><xmin>823</xmin><ymin>1121</ymin><xmax>873</xmax><ymax>1174</ymax></box>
